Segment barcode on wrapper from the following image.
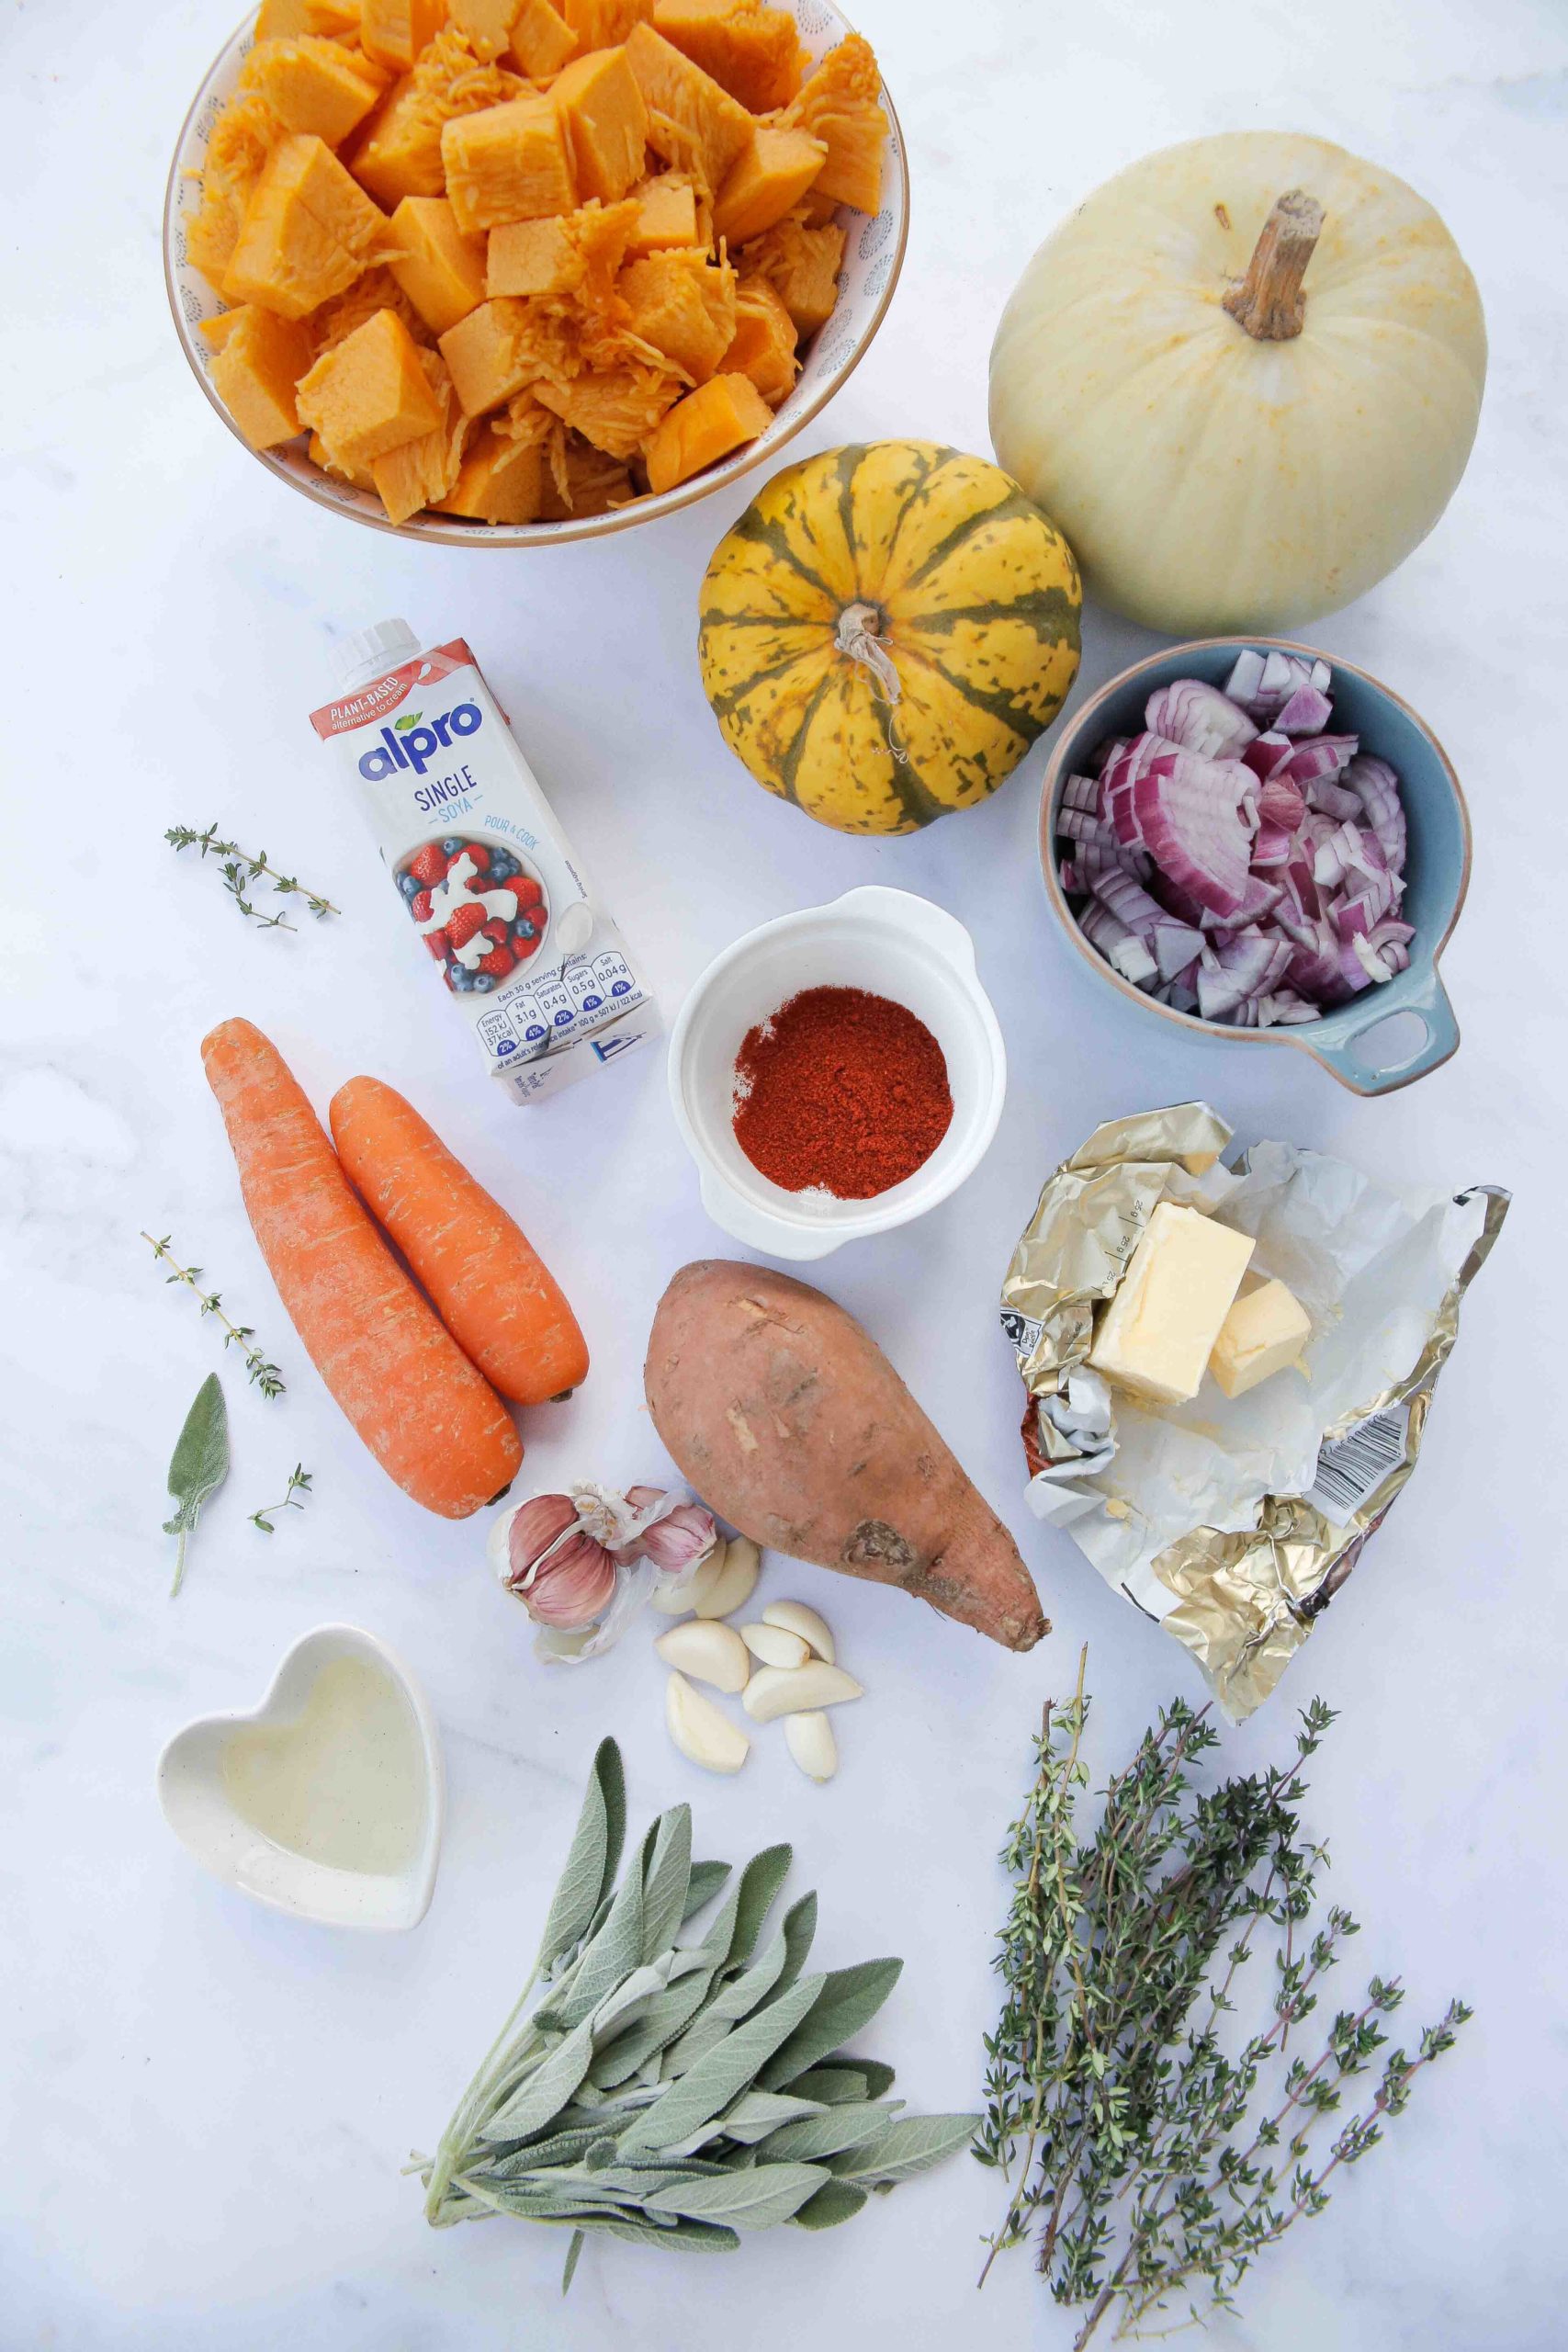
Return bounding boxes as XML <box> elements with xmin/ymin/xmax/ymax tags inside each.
<box><xmin>1307</xmin><ymin>1407</ymin><xmax>1408</xmax><ymax>1521</ymax></box>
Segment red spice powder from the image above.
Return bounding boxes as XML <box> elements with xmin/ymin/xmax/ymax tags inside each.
<box><xmin>732</xmin><ymin>986</ymin><xmax>953</xmax><ymax>1200</ymax></box>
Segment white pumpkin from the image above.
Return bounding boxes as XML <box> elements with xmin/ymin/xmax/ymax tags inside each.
<box><xmin>989</xmin><ymin>133</ymin><xmax>1486</xmax><ymax>635</ymax></box>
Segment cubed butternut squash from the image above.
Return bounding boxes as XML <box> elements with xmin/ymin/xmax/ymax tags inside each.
<box><xmin>624</xmin><ymin>169</ymin><xmax>700</xmax><ymax>257</ymax></box>
<box><xmin>486</xmin><ymin>195</ymin><xmax>636</xmax><ymax>296</ymax></box>
<box><xmin>188</xmin><ymin>93</ymin><xmax>284</xmax><ymax>286</ymax></box>
<box><xmin>438</xmin><ymin>295</ymin><xmax>542</xmax><ymax>410</ymax></box>
<box><xmin>721</xmin><ymin>270</ymin><xmax>796</xmax><ymax>402</ymax></box>
<box><xmin>561</xmin><ymin>0</ymin><xmax>655</xmax><ymax>47</ymax></box>
<box><xmin>506</xmin><ymin>0</ymin><xmax>579</xmax><ymax>74</ymax></box>
<box><xmin>712</xmin><ymin>125</ymin><xmax>825</xmax><ymax>247</ymax></box>
<box><xmin>361</xmin><ymin>0</ymin><xmax>450</xmax><ymax>74</ymax></box>
<box><xmin>619</xmin><ymin>247</ymin><xmax>734</xmax><ymax>381</ymax></box>
<box><xmin>434</xmin><ymin>420</ymin><xmax>547</xmax><ymax>518</ymax></box>
<box><xmin>387</xmin><ymin>194</ymin><xmax>488</xmax><ymax>329</ymax></box>
<box><xmin>442</xmin><ymin>95</ymin><xmax>577</xmax><ymax>232</ymax></box>
<box><xmin>651</xmin><ymin>0</ymin><xmax>804</xmax><ymax>111</ymax></box>
<box><xmin>222</xmin><ymin>133</ymin><xmax>389</xmax><ymax>318</ymax></box>
<box><xmin>536</xmin><ymin>360</ymin><xmax>682</xmax><ymax>458</ymax></box>
<box><xmin>780</xmin><ymin>33</ymin><xmax>886</xmax><ymax>215</ymax></box>
<box><xmin>624</xmin><ymin>24</ymin><xmax>752</xmax><ymax>195</ymax></box>
<box><xmin>549</xmin><ymin>47</ymin><xmax>649</xmax><ymax>204</ymax></box>
<box><xmin>306</xmin><ymin>263</ymin><xmax>434</xmax><ymax>352</ymax></box>
<box><xmin>295</xmin><ymin>304</ymin><xmax>445</xmax><ymax>467</ymax></box>
<box><xmin>308</xmin><ymin>428</ymin><xmax>378</xmax><ymax>487</ymax></box>
<box><xmin>239</xmin><ymin>37</ymin><xmax>387</xmax><ymax>144</ymax></box>
<box><xmin>370</xmin><ymin>348</ymin><xmax>469</xmax><ymax>520</ymax></box>
<box><xmin>739</xmin><ymin>209</ymin><xmax>842</xmax><ymax>334</ymax></box>
<box><xmin>642</xmin><ymin>368</ymin><xmax>771</xmax><ymax>490</ymax></box>
<box><xmin>446</xmin><ymin>0</ymin><xmax>519</xmax><ymax>54</ymax></box>
<box><xmin>349</xmin><ymin>31</ymin><xmax>523</xmax><ymax>206</ymax></box>
<box><xmin>254</xmin><ymin>0</ymin><xmax>362</xmax><ymax>38</ymax></box>
<box><xmin>206</xmin><ymin>304</ymin><xmax>315</xmax><ymax>447</ymax></box>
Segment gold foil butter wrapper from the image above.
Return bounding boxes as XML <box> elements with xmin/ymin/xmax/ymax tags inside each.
<box><xmin>1000</xmin><ymin>1102</ymin><xmax>1507</xmax><ymax>1722</ymax></box>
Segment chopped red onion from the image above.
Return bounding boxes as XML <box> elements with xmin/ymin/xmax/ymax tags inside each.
<box><xmin>1251</xmin><ymin>820</ymin><xmax>1294</xmax><ymax>867</ymax></box>
<box><xmin>1145</xmin><ymin>679</ymin><xmax>1258</xmax><ymax>760</ymax></box>
<box><xmin>1242</xmin><ymin>729</ymin><xmax>1295</xmax><ymax>781</ymax></box>
<box><xmin>1089</xmin><ymin>865</ymin><xmax>1167</xmax><ymax>938</ymax></box>
<box><xmin>1343</xmin><ymin>753</ymin><xmax>1407</xmax><ymax>869</ymax></box>
<box><xmin>1256</xmin><ymin>771</ymin><xmax>1306</xmax><ymax>831</ymax></box>
<box><xmin>1283</xmin><ymin>734</ymin><xmax>1358</xmax><ymax>787</ymax></box>
<box><xmin>1274</xmin><ymin>684</ymin><xmax>1335</xmax><ymax>735</ymax></box>
<box><xmin>1078</xmin><ymin>899</ymin><xmax>1157</xmax><ymax>989</ymax></box>
<box><xmin>1154</xmin><ymin>920</ymin><xmax>1204</xmax><ymax>980</ymax></box>
<box><xmin>1061</xmin><ymin>772</ymin><xmax>1104</xmax><ymax>815</ymax></box>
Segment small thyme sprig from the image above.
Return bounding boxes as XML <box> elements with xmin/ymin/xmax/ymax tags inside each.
<box><xmin>165</xmin><ymin>822</ymin><xmax>339</xmax><ymax>927</ymax></box>
<box><xmin>141</xmin><ymin>1232</ymin><xmax>286</xmax><ymax>1397</ymax></box>
<box><xmin>974</xmin><ymin>1652</ymin><xmax>1471</xmax><ymax>2343</ymax></box>
<box><xmin>249</xmin><ymin>1464</ymin><xmax>313</xmax><ymax>1533</ymax></box>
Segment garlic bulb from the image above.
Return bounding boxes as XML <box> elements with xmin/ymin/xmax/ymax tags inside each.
<box><xmin>490</xmin><ymin>1493</ymin><xmax>617</xmax><ymax>1630</ymax></box>
<box><xmin>488</xmin><ymin>1481</ymin><xmax>727</xmax><ymax>1665</ymax></box>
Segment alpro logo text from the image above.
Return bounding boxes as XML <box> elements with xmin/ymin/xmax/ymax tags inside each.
<box><xmin>357</xmin><ymin>703</ymin><xmax>482</xmax><ymax>780</ymax></box>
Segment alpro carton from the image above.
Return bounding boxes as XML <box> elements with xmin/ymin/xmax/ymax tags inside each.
<box><xmin>313</xmin><ymin>619</ymin><xmax>658</xmax><ymax>1103</ymax></box>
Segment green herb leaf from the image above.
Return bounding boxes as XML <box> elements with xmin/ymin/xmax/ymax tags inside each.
<box><xmin>756</xmin><ymin>2101</ymin><xmax>901</xmax><ymax>2165</ymax></box>
<box><xmin>682</xmin><ymin>1860</ymin><xmax>731</xmax><ymax>1923</ymax></box>
<box><xmin>639</xmin><ymin>1805</ymin><xmax>694</xmax><ymax>1966</ymax></box>
<box><xmin>791</xmin><ymin>2179</ymin><xmax>869</xmax><ymax>2231</ymax></box>
<box><xmin>536</xmin><ymin>1738</ymin><xmax>622</xmax><ymax>1980</ymax></box>
<box><xmin>644</xmin><ymin>2162</ymin><xmax>828</xmax><ymax>2232</ymax></box>
<box><xmin>784</xmin><ymin>2066</ymin><xmax>869</xmax><ymax>2107</ymax></box>
<box><xmin>162</xmin><ymin>1374</ymin><xmax>229</xmax><ymax>1596</ymax></box>
<box><xmin>726</xmin><ymin>1844</ymin><xmax>793</xmax><ymax>1973</ymax></box>
<box><xmin>831</xmin><ymin>2113</ymin><xmax>978</xmax><ymax>2186</ymax></box>
<box><xmin>617</xmin><ymin>1973</ymin><xmax>824</xmax><ymax>2157</ymax></box>
<box><xmin>760</xmin><ymin>1960</ymin><xmax>903</xmax><ymax>2091</ymax></box>
<box><xmin>479</xmin><ymin>2014</ymin><xmax>596</xmax><ymax>2144</ymax></box>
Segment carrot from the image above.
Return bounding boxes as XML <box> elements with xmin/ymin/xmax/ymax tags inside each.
<box><xmin>329</xmin><ymin>1076</ymin><xmax>590</xmax><ymax>1407</ymax></box>
<box><xmin>200</xmin><ymin>1020</ymin><xmax>522</xmax><ymax>1518</ymax></box>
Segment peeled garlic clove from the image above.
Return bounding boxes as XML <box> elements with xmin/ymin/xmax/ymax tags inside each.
<box><xmin>761</xmin><ymin>1600</ymin><xmax>836</xmax><ymax>1664</ymax></box>
<box><xmin>739</xmin><ymin>1622</ymin><xmax>810</xmax><ymax>1671</ymax></box>
<box><xmin>666</xmin><ymin>1671</ymin><xmax>750</xmax><ymax>1774</ymax></box>
<box><xmin>694</xmin><ymin>1535</ymin><xmax>760</xmax><ymax>1621</ymax></box>
<box><xmin>742</xmin><ymin>1661</ymin><xmax>863</xmax><ymax>1724</ymax></box>
<box><xmin>654</xmin><ymin>1619</ymin><xmax>750</xmax><ymax>1694</ymax></box>
<box><xmin>784</xmin><ymin>1710</ymin><xmax>838</xmax><ymax>1783</ymax></box>
<box><xmin>648</xmin><ymin>1539</ymin><xmax>727</xmax><ymax>1616</ymax></box>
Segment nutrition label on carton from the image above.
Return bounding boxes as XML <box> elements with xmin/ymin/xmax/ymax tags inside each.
<box><xmin>311</xmin><ymin>620</ymin><xmax>659</xmax><ymax>1105</ymax></box>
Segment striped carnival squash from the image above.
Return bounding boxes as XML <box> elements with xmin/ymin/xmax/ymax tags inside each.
<box><xmin>698</xmin><ymin>441</ymin><xmax>1081</xmax><ymax>834</ymax></box>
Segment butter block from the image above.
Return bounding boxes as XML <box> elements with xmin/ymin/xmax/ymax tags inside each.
<box><xmin>1209</xmin><ymin>1277</ymin><xmax>1311</xmax><ymax>1399</ymax></box>
<box><xmin>1088</xmin><ymin>1203</ymin><xmax>1254</xmax><ymax>1407</ymax></box>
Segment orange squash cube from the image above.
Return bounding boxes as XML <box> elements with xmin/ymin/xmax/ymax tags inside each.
<box><xmin>295</xmin><ymin>305</ymin><xmax>446</xmax><ymax>468</ymax></box>
<box><xmin>442</xmin><ymin>95</ymin><xmax>577</xmax><ymax>232</ymax></box>
<box><xmin>651</xmin><ymin>0</ymin><xmax>804</xmax><ymax>111</ymax></box>
<box><xmin>222</xmin><ymin>134</ymin><xmax>389</xmax><ymax>318</ymax></box>
<box><xmin>308</xmin><ymin>428</ymin><xmax>377</xmax><ymax>486</ymax></box>
<box><xmin>446</xmin><ymin>0</ymin><xmax>519</xmax><ymax>53</ymax></box>
<box><xmin>238</xmin><ymin>37</ymin><xmax>387</xmax><ymax>145</ymax></box>
<box><xmin>549</xmin><ymin>47</ymin><xmax>649</xmax><ymax>204</ymax></box>
<box><xmin>739</xmin><ymin>209</ymin><xmax>842</xmax><ymax>334</ymax></box>
<box><xmin>721</xmin><ymin>270</ymin><xmax>796</xmax><ymax>402</ymax></box>
<box><xmin>781</xmin><ymin>33</ymin><xmax>886</xmax><ymax>215</ymax></box>
<box><xmin>349</xmin><ymin>30</ymin><xmax>523</xmax><ymax>206</ymax></box>
<box><xmin>562</xmin><ymin>0</ymin><xmax>654</xmax><ymax>46</ymax></box>
<box><xmin>206</xmin><ymin>304</ymin><xmax>315</xmax><ymax>447</ymax></box>
<box><xmin>536</xmin><ymin>361</ymin><xmax>682</xmax><ymax>458</ymax></box>
<box><xmin>713</xmin><ymin>126</ymin><xmax>824</xmax><ymax>247</ymax></box>
<box><xmin>642</xmin><ymin>368</ymin><xmax>770</xmax><ymax>491</ymax></box>
<box><xmin>188</xmin><ymin>93</ymin><xmax>283</xmax><ymax>286</ymax></box>
<box><xmin>486</xmin><ymin>196</ymin><xmax>635</xmax><ymax>296</ymax></box>
<box><xmin>437</xmin><ymin>296</ymin><xmax>541</xmax><ymax>410</ymax></box>
<box><xmin>505</xmin><ymin>0</ymin><xmax>578</xmax><ymax>73</ymax></box>
<box><xmin>624</xmin><ymin>169</ymin><xmax>700</xmax><ymax>257</ymax></box>
<box><xmin>254</xmin><ymin>0</ymin><xmax>361</xmax><ymax>37</ymax></box>
<box><xmin>370</xmin><ymin>349</ymin><xmax>469</xmax><ymax>520</ymax></box>
<box><xmin>624</xmin><ymin>24</ymin><xmax>752</xmax><ymax>196</ymax></box>
<box><xmin>619</xmin><ymin>247</ymin><xmax>734</xmax><ymax>380</ymax></box>
<box><xmin>434</xmin><ymin>421</ymin><xmax>547</xmax><ymax>518</ymax></box>
<box><xmin>387</xmin><ymin>195</ymin><xmax>488</xmax><ymax>330</ymax></box>
<box><xmin>361</xmin><ymin>0</ymin><xmax>450</xmax><ymax>74</ymax></box>
<box><xmin>306</xmin><ymin>264</ymin><xmax>434</xmax><ymax>352</ymax></box>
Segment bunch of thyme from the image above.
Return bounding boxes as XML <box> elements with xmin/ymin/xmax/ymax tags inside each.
<box><xmin>974</xmin><ymin>1652</ymin><xmax>1470</xmax><ymax>2343</ymax></box>
<box><xmin>165</xmin><ymin>822</ymin><xmax>338</xmax><ymax>928</ymax></box>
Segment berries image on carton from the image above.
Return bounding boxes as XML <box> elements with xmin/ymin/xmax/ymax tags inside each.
<box><xmin>313</xmin><ymin>619</ymin><xmax>659</xmax><ymax>1102</ymax></box>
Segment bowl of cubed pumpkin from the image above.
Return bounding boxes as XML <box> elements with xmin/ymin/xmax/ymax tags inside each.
<box><xmin>164</xmin><ymin>0</ymin><xmax>908</xmax><ymax>541</ymax></box>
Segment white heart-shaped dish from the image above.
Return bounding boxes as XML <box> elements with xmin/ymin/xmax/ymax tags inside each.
<box><xmin>156</xmin><ymin>1624</ymin><xmax>444</xmax><ymax>1932</ymax></box>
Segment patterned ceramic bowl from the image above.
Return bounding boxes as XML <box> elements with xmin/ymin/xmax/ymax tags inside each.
<box><xmin>163</xmin><ymin>2</ymin><xmax>908</xmax><ymax>546</ymax></box>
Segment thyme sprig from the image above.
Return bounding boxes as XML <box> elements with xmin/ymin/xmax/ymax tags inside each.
<box><xmin>975</xmin><ymin>1653</ymin><xmax>1470</xmax><ymax>2342</ymax></box>
<box><xmin>249</xmin><ymin>1464</ymin><xmax>313</xmax><ymax>1532</ymax></box>
<box><xmin>165</xmin><ymin>822</ymin><xmax>339</xmax><ymax>927</ymax></box>
<box><xmin>141</xmin><ymin>1232</ymin><xmax>286</xmax><ymax>1397</ymax></box>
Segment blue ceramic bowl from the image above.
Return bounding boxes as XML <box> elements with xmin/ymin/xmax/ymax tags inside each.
<box><xmin>1039</xmin><ymin>638</ymin><xmax>1471</xmax><ymax>1096</ymax></box>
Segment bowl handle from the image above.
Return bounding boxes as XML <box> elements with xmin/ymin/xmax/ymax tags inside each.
<box><xmin>697</xmin><ymin>1170</ymin><xmax>843</xmax><ymax>1261</ymax></box>
<box><xmin>1302</xmin><ymin>970</ymin><xmax>1461</xmax><ymax>1095</ymax></box>
<box><xmin>831</xmin><ymin>885</ymin><xmax>979</xmax><ymax>973</ymax></box>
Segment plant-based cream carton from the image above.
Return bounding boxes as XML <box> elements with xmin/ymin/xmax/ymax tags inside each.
<box><xmin>313</xmin><ymin>619</ymin><xmax>658</xmax><ymax>1103</ymax></box>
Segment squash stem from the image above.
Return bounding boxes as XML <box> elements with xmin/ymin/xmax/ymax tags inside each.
<box><xmin>1223</xmin><ymin>189</ymin><xmax>1324</xmax><ymax>340</ymax></box>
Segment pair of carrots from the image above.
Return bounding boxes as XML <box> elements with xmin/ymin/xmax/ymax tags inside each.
<box><xmin>201</xmin><ymin>1018</ymin><xmax>588</xmax><ymax>1518</ymax></box>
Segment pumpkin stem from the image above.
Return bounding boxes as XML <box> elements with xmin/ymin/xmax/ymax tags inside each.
<box><xmin>835</xmin><ymin>601</ymin><xmax>908</xmax><ymax>763</ymax></box>
<box><xmin>1223</xmin><ymin>188</ymin><xmax>1324</xmax><ymax>341</ymax></box>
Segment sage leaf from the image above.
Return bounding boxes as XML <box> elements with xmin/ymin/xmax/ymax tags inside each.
<box><xmin>726</xmin><ymin>1844</ymin><xmax>793</xmax><ymax>1973</ymax></box>
<box><xmin>645</xmin><ymin>2162</ymin><xmax>828</xmax><ymax>2232</ymax></box>
<box><xmin>760</xmin><ymin>1960</ymin><xmax>903</xmax><ymax>2091</ymax></box>
<box><xmin>589</xmin><ymin>1962</ymin><xmax>671</xmax><ymax>2050</ymax></box>
<box><xmin>829</xmin><ymin>2113</ymin><xmax>980</xmax><ymax>2186</ymax></box>
<box><xmin>560</xmin><ymin>2230</ymin><xmax>585</xmax><ymax>2295</ymax></box>
<box><xmin>540</xmin><ymin>1857</ymin><xmax>644</xmax><ymax>2032</ymax></box>
<box><xmin>784</xmin><ymin>2066</ymin><xmax>869</xmax><ymax>2106</ymax></box>
<box><xmin>791</xmin><ymin>2179</ymin><xmax>869</xmax><ymax>2232</ymax></box>
<box><xmin>682</xmin><ymin>1860</ymin><xmax>731</xmax><ymax>1923</ymax></box>
<box><xmin>535</xmin><ymin>1738</ymin><xmax>622</xmax><ymax>1980</ymax></box>
<box><xmin>564</xmin><ymin>2210</ymin><xmax>739</xmax><ymax>2255</ymax></box>
<box><xmin>663</xmin><ymin>1925</ymin><xmax>791</xmax><ymax>2078</ymax></box>
<box><xmin>477</xmin><ymin>2122</ymin><xmax>606</xmax><ymax>2177</ymax></box>
<box><xmin>588</xmin><ymin>1966</ymin><xmax>716</xmax><ymax>2088</ymax></box>
<box><xmin>662</xmin><ymin>2091</ymin><xmax>824</xmax><ymax>2158</ymax></box>
<box><xmin>755</xmin><ymin>2101</ymin><xmax>903</xmax><ymax>2164</ymax></box>
<box><xmin>773</xmin><ymin>1891</ymin><xmax>818</xmax><ymax>1997</ymax></box>
<box><xmin>479</xmin><ymin>2014</ymin><xmax>595</xmax><ymax>2143</ymax></box>
<box><xmin>617</xmin><ymin>1973</ymin><xmax>824</xmax><ymax>2157</ymax></box>
<box><xmin>162</xmin><ymin>1373</ymin><xmax>229</xmax><ymax>1597</ymax></box>
<box><xmin>639</xmin><ymin>1805</ymin><xmax>693</xmax><ymax>1966</ymax></box>
<box><xmin>856</xmin><ymin>2059</ymin><xmax>897</xmax><ymax>2100</ymax></box>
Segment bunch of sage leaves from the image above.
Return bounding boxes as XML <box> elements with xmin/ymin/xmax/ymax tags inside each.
<box><xmin>417</xmin><ymin>1739</ymin><xmax>976</xmax><ymax>2288</ymax></box>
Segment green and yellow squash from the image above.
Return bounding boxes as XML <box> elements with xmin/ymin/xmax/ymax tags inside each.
<box><xmin>698</xmin><ymin>441</ymin><xmax>1081</xmax><ymax>835</ymax></box>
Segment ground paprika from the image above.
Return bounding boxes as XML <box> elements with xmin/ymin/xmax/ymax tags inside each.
<box><xmin>731</xmin><ymin>986</ymin><xmax>953</xmax><ymax>1200</ymax></box>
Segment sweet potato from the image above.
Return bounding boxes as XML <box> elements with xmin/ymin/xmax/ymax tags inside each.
<box><xmin>645</xmin><ymin>1260</ymin><xmax>1047</xmax><ymax>1651</ymax></box>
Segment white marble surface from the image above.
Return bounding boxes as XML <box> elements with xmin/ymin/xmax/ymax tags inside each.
<box><xmin>5</xmin><ymin>1</ymin><xmax>1567</xmax><ymax>2344</ymax></box>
